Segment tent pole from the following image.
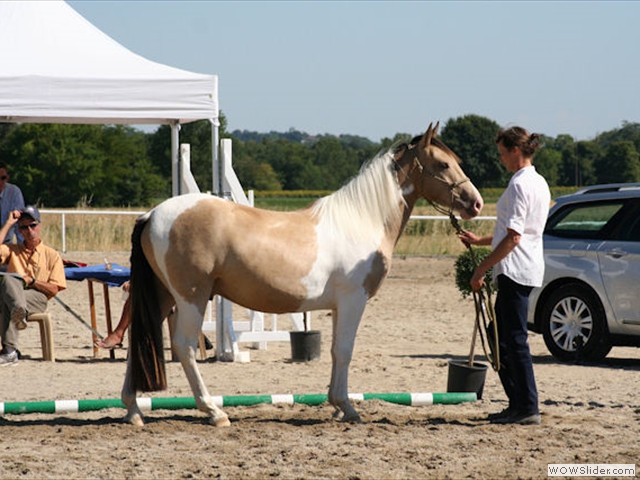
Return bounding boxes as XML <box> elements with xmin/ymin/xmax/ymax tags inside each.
<box><xmin>171</xmin><ymin>121</ymin><xmax>181</xmax><ymax>196</ymax></box>
<box><xmin>210</xmin><ymin>117</ymin><xmax>220</xmax><ymax>196</ymax></box>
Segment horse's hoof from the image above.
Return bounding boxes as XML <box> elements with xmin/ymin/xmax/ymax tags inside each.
<box><xmin>209</xmin><ymin>416</ymin><xmax>231</xmax><ymax>428</ymax></box>
<box><xmin>124</xmin><ymin>413</ymin><xmax>145</xmax><ymax>427</ymax></box>
<box><xmin>341</xmin><ymin>413</ymin><xmax>363</xmax><ymax>424</ymax></box>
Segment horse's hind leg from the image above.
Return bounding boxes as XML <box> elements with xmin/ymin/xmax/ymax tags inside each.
<box><xmin>172</xmin><ymin>301</ymin><xmax>230</xmax><ymax>427</ymax></box>
<box><xmin>328</xmin><ymin>296</ymin><xmax>367</xmax><ymax>423</ymax></box>
<box><xmin>121</xmin><ymin>286</ymin><xmax>173</xmax><ymax>427</ymax></box>
<box><xmin>121</xmin><ymin>355</ymin><xmax>144</xmax><ymax>426</ymax></box>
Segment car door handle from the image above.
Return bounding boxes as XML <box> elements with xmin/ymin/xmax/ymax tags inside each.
<box><xmin>605</xmin><ymin>248</ymin><xmax>627</xmax><ymax>259</ymax></box>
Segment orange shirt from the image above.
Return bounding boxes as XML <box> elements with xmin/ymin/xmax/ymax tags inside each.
<box><xmin>0</xmin><ymin>242</ymin><xmax>67</xmax><ymax>297</ymax></box>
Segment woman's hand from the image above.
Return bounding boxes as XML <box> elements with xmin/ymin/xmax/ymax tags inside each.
<box><xmin>470</xmin><ymin>268</ymin><xmax>486</xmax><ymax>292</ymax></box>
<box><xmin>458</xmin><ymin>230</ymin><xmax>481</xmax><ymax>246</ymax></box>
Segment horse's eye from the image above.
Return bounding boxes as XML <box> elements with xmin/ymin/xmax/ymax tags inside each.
<box><xmin>439</xmin><ymin>162</ymin><xmax>450</xmax><ymax>170</ymax></box>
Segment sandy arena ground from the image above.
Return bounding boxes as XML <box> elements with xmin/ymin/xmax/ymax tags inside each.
<box><xmin>1</xmin><ymin>253</ymin><xmax>639</xmax><ymax>479</ymax></box>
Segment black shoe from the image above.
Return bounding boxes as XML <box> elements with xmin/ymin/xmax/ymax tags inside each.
<box><xmin>487</xmin><ymin>407</ymin><xmax>513</xmax><ymax>422</ymax></box>
<box><xmin>493</xmin><ymin>411</ymin><xmax>541</xmax><ymax>425</ymax></box>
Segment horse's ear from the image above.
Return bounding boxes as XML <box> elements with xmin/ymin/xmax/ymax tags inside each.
<box><xmin>419</xmin><ymin>122</ymin><xmax>440</xmax><ymax>149</ymax></box>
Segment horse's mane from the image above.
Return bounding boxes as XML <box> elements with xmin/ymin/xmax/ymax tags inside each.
<box><xmin>399</xmin><ymin>134</ymin><xmax>462</xmax><ymax>164</ymax></box>
<box><xmin>310</xmin><ymin>149</ymin><xmax>403</xmax><ymax>242</ymax></box>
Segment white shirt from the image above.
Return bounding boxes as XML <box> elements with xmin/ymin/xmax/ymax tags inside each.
<box><xmin>492</xmin><ymin>166</ymin><xmax>550</xmax><ymax>287</ymax></box>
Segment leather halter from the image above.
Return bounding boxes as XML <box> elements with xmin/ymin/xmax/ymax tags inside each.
<box><xmin>392</xmin><ymin>147</ymin><xmax>470</xmax><ymax>215</ymax></box>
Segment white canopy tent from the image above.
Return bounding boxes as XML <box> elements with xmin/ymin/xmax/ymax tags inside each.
<box><xmin>0</xmin><ymin>0</ymin><xmax>220</xmax><ymax>195</ymax></box>
<box><xmin>0</xmin><ymin>1</ymin><xmax>302</xmax><ymax>361</ymax></box>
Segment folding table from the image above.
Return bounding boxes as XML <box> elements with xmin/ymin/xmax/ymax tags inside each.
<box><xmin>64</xmin><ymin>263</ymin><xmax>130</xmax><ymax>359</ymax></box>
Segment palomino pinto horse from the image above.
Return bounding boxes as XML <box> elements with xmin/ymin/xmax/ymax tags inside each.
<box><xmin>122</xmin><ymin>123</ymin><xmax>483</xmax><ymax>427</ymax></box>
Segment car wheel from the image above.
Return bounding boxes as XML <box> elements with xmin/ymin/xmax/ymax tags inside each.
<box><xmin>540</xmin><ymin>283</ymin><xmax>611</xmax><ymax>362</ymax></box>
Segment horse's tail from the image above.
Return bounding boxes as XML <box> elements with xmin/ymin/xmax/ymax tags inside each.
<box><xmin>129</xmin><ymin>213</ymin><xmax>167</xmax><ymax>392</ymax></box>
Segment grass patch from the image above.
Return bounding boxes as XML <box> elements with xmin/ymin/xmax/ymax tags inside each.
<box><xmin>40</xmin><ymin>209</ymin><xmax>142</xmax><ymax>253</ymax></box>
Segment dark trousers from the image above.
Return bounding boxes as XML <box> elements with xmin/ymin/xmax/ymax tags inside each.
<box><xmin>495</xmin><ymin>274</ymin><xmax>539</xmax><ymax>415</ymax></box>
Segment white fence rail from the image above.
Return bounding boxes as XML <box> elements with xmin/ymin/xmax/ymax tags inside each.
<box><xmin>39</xmin><ymin>209</ymin><xmax>496</xmax><ymax>253</ymax></box>
<box><xmin>40</xmin><ymin>209</ymin><xmax>145</xmax><ymax>253</ymax></box>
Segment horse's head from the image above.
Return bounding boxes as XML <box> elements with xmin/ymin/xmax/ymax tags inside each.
<box><xmin>394</xmin><ymin>122</ymin><xmax>483</xmax><ymax>220</ymax></box>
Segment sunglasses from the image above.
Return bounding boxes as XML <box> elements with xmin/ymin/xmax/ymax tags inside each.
<box><xmin>0</xmin><ymin>175</ymin><xmax>7</xmax><ymax>181</ymax></box>
<box><xmin>19</xmin><ymin>223</ymin><xmax>39</xmax><ymax>231</ymax></box>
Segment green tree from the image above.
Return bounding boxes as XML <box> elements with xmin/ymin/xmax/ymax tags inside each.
<box><xmin>595</xmin><ymin>141</ymin><xmax>640</xmax><ymax>184</ymax></box>
<box><xmin>545</xmin><ymin>133</ymin><xmax>575</xmax><ymax>152</ymax></box>
<box><xmin>3</xmin><ymin>124</ymin><xmax>104</xmax><ymax>206</ymax></box>
<box><xmin>533</xmin><ymin>148</ymin><xmax>560</xmax><ymax>187</ymax></box>
<box><xmin>252</xmin><ymin>163</ymin><xmax>282</xmax><ymax>190</ymax></box>
<box><xmin>98</xmin><ymin>125</ymin><xmax>166</xmax><ymax>206</ymax></box>
<box><xmin>311</xmin><ymin>136</ymin><xmax>359</xmax><ymax>190</ymax></box>
<box><xmin>573</xmin><ymin>141</ymin><xmax>599</xmax><ymax>186</ymax></box>
<box><xmin>439</xmin><ymin>115</ymin><xmax>505</xmax><ymax>188</ymax></box>
<box><xmin>229</xmin><ymin>138</ymin><xmax>283</xmax><ymax>190</ymax></box>
<box><xmin>595</xmin><ymin>121</ymin><xmax>640</xmax><ymax>153</ymax></box>
<box><xmin>252</xmin><ymin>138</ymin><xmax>320</xmax><ymax>190</ymax></box>
<box><xmin>379</xmin><ymin>132</ymin><xmax>412</xmax><ymax>151</ymax></box>
<box><xmin>555</xmin><ymin>138</ymin><xmax>599</xmax><ymax>187</ymax></box>
<box><xmin>1</xmin><ymin>124</ymin><xmax>164</xmax><ymax>207</ymax></box>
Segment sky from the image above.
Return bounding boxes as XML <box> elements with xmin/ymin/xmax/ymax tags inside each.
<box><xmin>68</xmin><ymin>1</ymin><xmax>640</xmax><ymax>143</ymax></box>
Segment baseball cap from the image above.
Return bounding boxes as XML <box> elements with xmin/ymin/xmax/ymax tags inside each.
<box><xmin>20</xmin><ymin>205</ymin><xmax>41</xmax><ymax>223</ymax></box>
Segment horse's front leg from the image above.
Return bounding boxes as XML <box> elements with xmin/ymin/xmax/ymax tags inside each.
<box><xmin>172</xmin><ymin>303</ymin><xmax>231</xmax><ymax>427</ymax></box>
<box><xmin>328</xmin><ymin>295</ymin><xmax>367</xmax><ymax>423</ymax></box>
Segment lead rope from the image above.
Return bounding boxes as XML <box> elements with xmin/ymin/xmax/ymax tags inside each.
<box><xmin>429</xmin><ymin>200</ymin><xmax>501</xmax><ymax>371</ymax></box>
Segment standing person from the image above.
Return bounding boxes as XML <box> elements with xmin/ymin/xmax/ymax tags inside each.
<box><xmin>0</xmin><ymin>162</ymin><xmax>26</xmax><ymax>244</ymax></box>
<box><xmin>458</xmin><ymin>126</ymin><xmax>550</xmax><ymax>426</ymax></box>
<box><xmin>0</xmin><ymin>206</ymin><xmax>66</xmax><ymax>366</ymax></box>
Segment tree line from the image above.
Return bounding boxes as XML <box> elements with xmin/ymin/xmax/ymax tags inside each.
<box><xmin>0</xmin><ymin>114</ymin><xmax>639</xmax><ymax>208</ymax></box>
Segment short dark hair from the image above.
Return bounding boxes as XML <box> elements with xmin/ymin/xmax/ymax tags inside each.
<box><xmin>495</xmin><ymin>126</ymin><xmax>542</xmax><ymax>158</ymax></box>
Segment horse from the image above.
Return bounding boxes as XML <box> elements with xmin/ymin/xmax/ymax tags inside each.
<box><xmin>121</xmin><ymin>122</ymin><xmax>483</xmax><ymax>427</ymax></box>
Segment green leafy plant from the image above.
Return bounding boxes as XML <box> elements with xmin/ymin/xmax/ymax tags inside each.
<box><xmin>454</xmin><ymin>247</ymin><xmax>494</xmax><ymax>299</ymax></box>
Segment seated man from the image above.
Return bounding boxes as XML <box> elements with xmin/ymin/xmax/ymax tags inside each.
<box><xmin>0</xmin><ymin>206</ymin><xmax>66</xmax><ymax>366</ymax></box>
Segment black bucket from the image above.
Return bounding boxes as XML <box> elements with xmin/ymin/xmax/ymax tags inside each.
<box><xmin>290</xmin><ymin>330</ymin><xmax>321</xmax><ymax>362</ymax></box>
<box><xmin>447</xmin><ymin>360</ymin><xmax>489</xmax><ymax>400</ymax></box>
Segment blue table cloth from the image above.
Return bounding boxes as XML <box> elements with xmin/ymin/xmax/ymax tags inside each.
<box><xmin>64</xmin><ymin>263</ymin><xmax>130</xmax><ymax>287</ymax></box>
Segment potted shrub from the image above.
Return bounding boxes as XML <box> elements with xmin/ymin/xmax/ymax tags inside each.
<box><xmin>454</xmin><ymin>247</ymin><xmax>494</xmax><ymax>300</ymax></box>
<box><xmin>447</xmin><ymin>247</ymin><xmax>495</xmax><ymax>399</ymax></box>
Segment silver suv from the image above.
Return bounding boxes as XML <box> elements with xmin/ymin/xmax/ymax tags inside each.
<box><xmin>528</xmin><ymin>183</ymin><xmax>640</xmax><ymax>362</ymax></box>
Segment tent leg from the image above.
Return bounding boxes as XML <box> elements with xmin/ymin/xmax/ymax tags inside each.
<box><xmin>210</xmin><ymin>117</ymin><xmax>220</xmax><ymax>196</ymax></box>
<box><xmin>171</xmin><ymin>121</ymin><xmax>181</xmax><ymax>196</ymax></box>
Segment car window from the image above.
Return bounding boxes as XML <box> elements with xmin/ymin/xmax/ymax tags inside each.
<box><xmin>608</xmin><ymin>201</ymin><xmax>640</xmax><ymax>242</ymax></box>
<box><xmin>623</xmin><ymin>216</ymin><xmax>640</xmax><ymax>241</ymax></box>
<box><xmin>546</xmin><ymin>201</ymin><xmax>625</xmax><ymax>239</ymax></box>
